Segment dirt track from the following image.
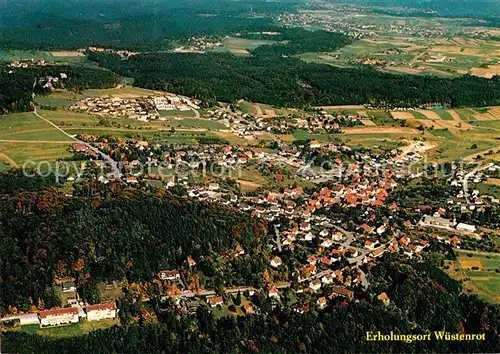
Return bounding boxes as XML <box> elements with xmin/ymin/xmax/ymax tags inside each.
<box><xmin>0</xmin><ymin>152</ymin><xmax>19</xmax><ymax>168</ymax></box>
<box><xmin>343</xmin><ymin>127</ymin><xmax>419</xmax><ymax>135</ymax></box>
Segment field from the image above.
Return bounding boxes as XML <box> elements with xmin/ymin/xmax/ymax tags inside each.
<box><xmin>0</xmin><ymin>50</ymin><xmax>89</xmax><ymax>63</ymax></box>
<box><xmin>0</xmin><ymin>112</ymin><xmax>73</xmax><ymax>141</ymax></box>
<box><xmin>427</xmin><ymin>128</ymin><xmax>499</xmax><ymax>162</ymax></box>
<box><xmin>286</xmin><ymin>9</ymin><xmax>500</xmax><ymax>78</ymax></box>
<box><xmin>159</xmin><ymin>109</ymin><xmax>197</xmax><ymax>118</ymax></box>
<box><xmin>0</xmin><ymin>142</ymin><xmax>72</xmax><ymax>169</ymax></box>
<box><xmin>446</xmin><ymin>251</ymin><xmax>500</xmax><ymax>303</ymax></box>
<box><xmin>213</xmin><ymin>37</ymin><xmax>278</xmax><ymax>55</ymax></box>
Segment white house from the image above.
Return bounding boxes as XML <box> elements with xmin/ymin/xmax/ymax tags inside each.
<box><xmin>158</xmin><ymin>270</ymin><xmax>181</xmax><ymax>281</ymax></box>
<box><xmin>456</xmin><ymin>223</ymin><xmax>476</xmax><ymax>233</ymax></box>
<box><xmin>270</xmin><ymin>256</ymin><xmax>282</xmax><ymax>268</ymax></box>
<box><xmin>86</xmin><ymin>303</ymin><xmax>118</xmax><ymax>321</ymax></box>
<box><xmin>39</xmin><ymin>307</ymin><xmax>79</xmax><ymax>327</ymax></box>
<box><xmin>309</xmin><ymin>279</ymin><xmax>322</xmax><ymax>292</ymax></box>
<box><xmin>0</xmin><ymin>313</ymin><xmax>40</xmax><ymax>326</ymax></box>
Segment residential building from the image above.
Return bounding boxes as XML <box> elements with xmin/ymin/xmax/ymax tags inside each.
<box><xmin>270</xmin><ymin>256</ymin><xmax>283</xmax><ymax>268</ymax></box>
<box><xmin>158</xmin><ymin>270</ymin><xmax>181</xmax><ymax>281</ymax></box>
<box><xmin>86</xmin><ymin>303</ymin><xmax>118</xmax><ymax>321</ymax></box>
<box><xmin>377</xmin><ymin>292</ymin><xmax>390</xmax><ymax>306</ymax></box>
<box><xmin>39</xmin><ymin>307</ymin><xmax>79</xmax><ymax>328</ymax></box>
<box><xmin>207</xmin><ymin>296</ymin><xmax>224</xmax><ymax>308</ymax></box>
<box><xmin>456</xmin><ymin>223</ymin><xmax>476</xmax><ymax>233</ymax></box>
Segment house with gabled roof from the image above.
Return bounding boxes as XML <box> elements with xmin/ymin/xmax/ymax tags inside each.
<box><xmin>270</xmin><ymin>256</ymin><xmax>282</xmax><ymax>268</ymax></box>
<box><xmin>207</xmin><ymin>296</ymin><xmax>224</xmax><ymax>308</ymax></box>
<box><xmin>377</xmin><ymin>292</ymin><xmax>390</xmax><ymax>306</ymax></box>
<box><xmin>86</xmin><ymin>302</ymin><xmax>117</xmax><ymax>321</ymax></box>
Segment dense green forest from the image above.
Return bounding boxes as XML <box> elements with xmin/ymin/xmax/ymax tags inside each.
<box><xmin>88</xmin><ymin>51</ymin><xmax>500</xmax><ymax>108</ymax></box>
<box><xmin>0</xmin><ymin>65</ymin><xmax>116</xmax><ymax>114</ymax></box>
<box><xmin>0</xmin><ymin>1</ymin><xmax>288</xmax><ymax>51</ymax></box>
<box><xmin>0</xmin><ymin>175</ymin><xmax>269</xmax><ymax>313</ymax></box>
<box><xmin>3</xmin><ymin>254</ymin><xmax>499</xmax><ymax>353</ymax></box>
<box><xmin>245</xmin><ymin>28</ymin><xmax>353</xmax><ymax>56</ymax></box>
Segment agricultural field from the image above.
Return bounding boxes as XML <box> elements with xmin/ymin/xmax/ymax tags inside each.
<box><xmin>0</xmin><ymin>112</ymin><xmax>73</xmax><ymax>141</ymax></box>
<box><xmin>0</xmin><ymin>50</ymin><xmax>88</xmax><ymax>63</ymax></box>
<box><xmin>0</xmin><ymin>141</ymin><xmax>73</xmax><ymax>170</ymax></box>
<box><xmin>286</xmin><ymin>8</ymin><xmax>500</xmax><ymax>78</ymax></box>
<box><xmin>446</xmin><ymin>251</ymin><xmax>500</xmax><ymax>304</ymax></box>
<box><xmin>427</xmin><ymin>128</ymin><xmax>499</xmax><ymax>162</ymax></box>
<box><xmin>213</xmin><ymin>37</ymin><xmax>278</xmax><ymax>55</ymax></box>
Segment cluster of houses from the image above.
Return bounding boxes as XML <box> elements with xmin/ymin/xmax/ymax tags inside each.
<box><xmin>70</xmin><ymin>96</ymin><xmax>159</xmax><ymax>121</ymax></box>
<box><xmin>173</xmin><ymin>36</ymin><xmax>223</xmax><ymax>53</ymax></box>
<box><xmin>152</xmin><ymin>95</ymin><xmax>200</xmax><ymax>112</ymax></box>
<box><xmin>7</xmin><ymin>58</ymin><xmax>51</xmax><ymax>68</ymax></box>
<box><xmin>279</xmin><ymin>8</ymin><xmax>448</xmax><ymax>39</ymax></box>
<box><xmin>69</xmin><ymin>94</ymin><xmax>200</xmax><ymax>121</ymax></box>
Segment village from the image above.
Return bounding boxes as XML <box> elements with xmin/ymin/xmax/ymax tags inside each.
<box><xmin>6</xmin><ymin>131</ymin><xmax>492</xmax><ymax>330</ymax></box>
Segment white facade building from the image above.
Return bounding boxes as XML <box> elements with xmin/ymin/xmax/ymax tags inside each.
<box><xmin>86</xmin><ymin>303</ymin><xmax>118</xmax><ymax>321</ymax></box>
<box><xmin>39</xmin><ymin>308</ymin><xmax>79</xmax><ymax>327</ymax></box>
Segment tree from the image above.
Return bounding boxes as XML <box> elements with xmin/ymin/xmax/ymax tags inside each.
<box><xmin>234</xmin><ymin>291</ymin><xmax>242</xmax><ymax>306</ymax></box>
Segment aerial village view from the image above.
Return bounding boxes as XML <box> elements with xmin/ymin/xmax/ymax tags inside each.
<box><xmin>0</xmin><ymin>0</ymin><xmax>499</xmax><ymax>353</ymax></box>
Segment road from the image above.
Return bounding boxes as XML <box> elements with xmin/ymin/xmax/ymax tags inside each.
<box><xmin>462</xmin><ymin>162</ymin><xmax>493</xmax><ymax>202</ymax></box>
<box><xmin>33</xmin><ymin>108</ymin><xmax>123</xmax><ymax>179</ymax></box>
<box><xmin>333</xmin><ymin>225</ymin><xmax>371</xmax><ymax>288</ymax></box>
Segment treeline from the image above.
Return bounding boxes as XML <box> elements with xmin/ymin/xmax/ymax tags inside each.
<box><xmin>3</xmin><ymin>255</ymin><xmax>499</xmax><ymax>353</ymax></box>
<box><xmin>0</xmin><ymin>177</ymin><xmax>269</xmax><ymax>313</ymax></box>
<box><xmin>88</xmin><ymin>51</ymin><xmax>500</xmax><ymax>108</ymax></box>
<box><xmin>0</xmin><ymin>65</ymin><xmax>116</xmax><ymax>114</ymax></box>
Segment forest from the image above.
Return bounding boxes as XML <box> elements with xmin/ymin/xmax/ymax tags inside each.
<box><xmin>0</xmin><ymin>1</ymin><xmax>288</xmax><ymax>51</ymax></box>
<box><xmin>87</xmin><ymin>51</ymin><xmax>500</xmax><ymax>108</ymax></box>
<box><xmin>247</xmin><ymin>28</ymin><xmax>353</xmax><ymax>56</ymax></box>
<box><xmin>0</xmin><ymin>65</ymin><xmax>116</xmax><ymax>114</ymax></box>
<box><xmin>2</xmin><ymin>254</ymin><xmax>499</xmax><ymax>353</ymax></box>
<box><xmin>0</xmin><ymin>173</ymin><xmax>269</xmax><ymax>313</ymax></box>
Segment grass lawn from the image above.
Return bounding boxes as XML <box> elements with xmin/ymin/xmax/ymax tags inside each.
<box><xmin>82</xmin><ymin>86</ymin><xmax>164</xmax><ymax>98</ymax></box>
<box><xmin>20</xmin><ymin>318</ymin><xmax>119</xmax><ymax>338</ymax></box>
<box><xmin>161</xmin><ymin>117</ymin><xmax>226</xmax><ymax>130</ymax></box>
<box><xmin>35</xmin><ymin>96</ymin><xmax>76</xmax><ymax>108</ymax></box>
<box><xmin>39</xmin><ymin>110</ymin><xmax>99</xmax><ymax>125</ymax></box>
<box><xmin>293</xmin><ymin>129</ymin><xmax>312</xmax><ymax>141</ymax></box>
<box><xmin>0</xmin><ymin>161</ymin><xmax>12</xmax><ymax>171</ymax></box>
<box><xmin>0</xmin><ymin>50</ymin><xmax>87</xmax><ymax>63</ymax></box>
<box><xmin>471</xmin><ymin>182</ymin><xmax>500</xmax><ymax>199</ymax></box>
<box><xmin>159</xmin><ymin>109</ymin><xmax>197</xmax><ymax>118</ymax></box>
<box><xmin>238</xmin><ymin>101</ymin><xmax>254</xmax><ymax>115</ymax></box>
